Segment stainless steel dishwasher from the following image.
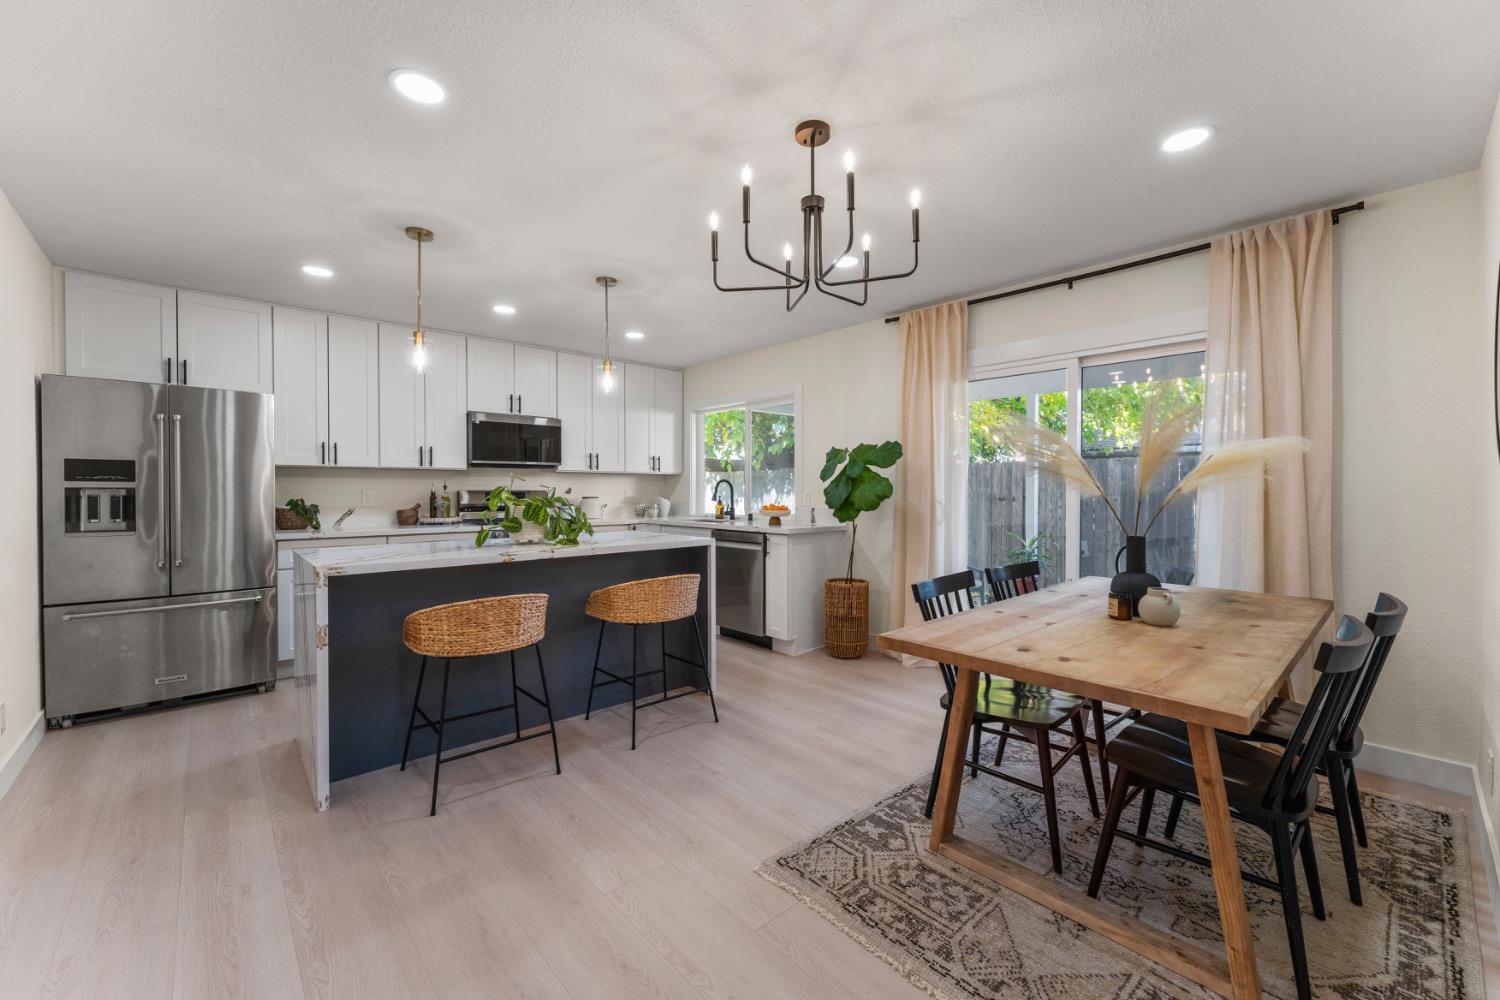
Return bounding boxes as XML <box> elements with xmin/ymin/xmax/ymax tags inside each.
<box><xmin>713</xmin><ymin>528</ymin><xmax>769</xmax><ymax>646</ymax></box>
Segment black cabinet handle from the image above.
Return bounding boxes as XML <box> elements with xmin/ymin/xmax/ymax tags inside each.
<box><xmin>180</xmin><ymin>359</ymin><xmax>187</xmax><ymax>384</ymax></box>
<box><xmin>517</xmin><ymin>394</ymin><xmax>522</xmax><ymax>413</ymax></box>
<box><xmin>418</xmin><ymin>445</ymin><xmax>423</xmax><ymax>466</ymax></box>
<box><xmin>320</xmin><ymin>442</ymin><xmax>326</xmax><ymax>465</ymax></box>
<box><xmin>164</xmin><ymin>357</ymin><xmax>173</xmax><ymax>383</ymax></box>
<box><xmin>428</xmin><ymin>445</ymin><xmax>434</xmax><ymax>466</ymax></box>
<box><xmin>334</xmin><ymin>442</ymin><xmax>339</xmax><ymax>465</ymax></box>
<box><xmin>508</xmin><ymin>393</ymin><xmax>514</xmax><ymax>412</ymax></box>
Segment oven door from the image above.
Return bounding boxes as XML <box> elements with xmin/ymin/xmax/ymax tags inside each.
<box><xmin>467</xmin><ymin>412</ymin><xmax>562</xmax><ymax>467</ymax></box>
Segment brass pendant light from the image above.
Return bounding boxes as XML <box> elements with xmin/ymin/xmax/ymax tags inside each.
<box><xmin>406</xmin><ymin>226</ymin><xmax>434</xmax><ymax>371</ymax></box>
<box><xmin>595</xmin><ymin>275</ymin><xmax>618</xmax><ymax>394</ymax></box>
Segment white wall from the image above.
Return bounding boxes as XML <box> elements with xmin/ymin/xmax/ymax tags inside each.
<box><xmin>275</xmin><ymin>468</ymin><xmax>673</xmax><ymax>525</ymax></box>
<box><xmin>682</xmin><ymin>172</ymin><xmax>1491</xmax><ymax>771</ymax></box>
<box><xmin>1477</xmin><ymin>92</ymin><xmax>1500</xmax><ymax>819</ymax></box>
<box><xmin>0</xmin><ymin>186</ymin><xmax>54</xmax><ymax>779</ymax></box>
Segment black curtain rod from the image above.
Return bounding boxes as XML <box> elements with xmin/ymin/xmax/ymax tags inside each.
<box><xmin>881</xmin><ymin>201</ymin><xmax>1365</xmax><ymax>324</ymax></box>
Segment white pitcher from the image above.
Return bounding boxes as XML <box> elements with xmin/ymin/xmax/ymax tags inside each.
<box><xmin>1137</xmin><ymin>587</ymin><xmax>1181</xmax><ymax>627</ymax></box>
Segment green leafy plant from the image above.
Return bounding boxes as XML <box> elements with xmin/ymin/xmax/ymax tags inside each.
<box><xmin>819</xmin><ymin>441</ymin><xmax>903</xmax><ymax>581</ymax></box>
<box><xmin>474</xmin><ymin>484</ymin><xmax>593</xmax><ymax>547</ymax></box>
<box><xmin>284</xmin><ymin>498</ymin><xmax>320</xmax><ymax>531</ymax></box>
<box><xmin>1004</xmin><ymin>532</ymin><xmax>1053</xmax><ymax>574</ymax></box>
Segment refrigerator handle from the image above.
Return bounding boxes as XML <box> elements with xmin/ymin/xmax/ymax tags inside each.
<box><xmin>172</xmin><ymin>414</ymin><xmax>183</xmax><ymax>567</ymax></box>
<box><xmin>155</xmin><ymin>413</ymin><xmax>167</xmax><ymax>568</ymax></box>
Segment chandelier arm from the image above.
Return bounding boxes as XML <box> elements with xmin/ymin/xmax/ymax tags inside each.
<box><xmin>821</xmin><ymin>241</ymin><xmax>920</xmax><ymax>287</ymax></box>
<box><xmin>819</xmin><ymin>207</ymin><xmax>855</xmax><ymax>279</ymax></box>
<box><xmin>811</xmin><ymin>216</ymin><xmax>867</xmax><ymax>306</ymax></box>
<box><xmin>713</xmin><ymin>257</ymin><xmax>804</xmax><ymax>293</ymax></box>
<box><xmin>742</xmin><ymin>223</ymin><xmax>806</xmax><ymax>284</ymax></box>
<box><xmin>786</xmin><ymin>210</ymin><xmax>814</xmax><ymax>311</ymax></box>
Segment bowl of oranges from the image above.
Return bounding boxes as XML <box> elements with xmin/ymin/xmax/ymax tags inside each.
<box><xmin>761</xmin><ymin>503</ymin><xmax>790</xmax><ymax>527</ymax></box>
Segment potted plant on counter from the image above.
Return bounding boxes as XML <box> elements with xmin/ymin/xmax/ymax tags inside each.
<box><xmin>475</xmin><ymin>484</ymin><xmax>594</xmax><ymax>546</ymax></box>
<box><xmin>820</xmin><ymin>440</ymin><xmax>903</xmax><ymax>658</ymax></box>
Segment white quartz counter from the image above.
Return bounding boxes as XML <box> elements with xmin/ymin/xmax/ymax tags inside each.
<box><xmin>278</xmin><ymin>515</ymin><xmax>844</xmax><ymax>542</ymax></box>
<box><xmin>294</xmin><ymin>531</ymin><xmax>711</xmax><ymax>578</ymax></box>
<box><xmin>276</xmin><ymin>522</ymin><xmax>477</xmax><ymax>541</ymax></box>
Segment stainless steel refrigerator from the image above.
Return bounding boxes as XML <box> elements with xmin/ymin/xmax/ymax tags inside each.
<box><xmin>40</xmin><ymin>374</ymin><xmax>276</xmax><ymax>727</ymax></box>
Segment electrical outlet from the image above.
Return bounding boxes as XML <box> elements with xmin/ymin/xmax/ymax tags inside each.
<box><xmin>361</xmin><ymin>490</ymin><xmax>375</xmax><ymax>506</ymax></box>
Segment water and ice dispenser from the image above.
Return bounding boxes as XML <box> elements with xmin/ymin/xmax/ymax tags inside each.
<box><xmin>61</xmin><ymin>458</ymin><xmax>136</xmax><ymax>534</ymax></box>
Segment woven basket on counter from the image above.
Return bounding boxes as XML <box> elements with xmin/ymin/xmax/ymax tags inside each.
<box><xmin>275</xmin><ymin>507</ymin><xmax>310</xmax><ymax>531</ymax></box>
<box><xmin>824</xmin><ymin>578</ymin><xmax>870</xmax><ymax>658</ymax></box>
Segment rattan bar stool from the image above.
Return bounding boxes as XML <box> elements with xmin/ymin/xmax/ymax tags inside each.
<box><xmin>583</xmin><ymin>573</ymin><xmax>718</xmax><ymax>749</ymax></box>
<box><xmin>399</xmin><ymin>594</ymin><xmax>560</xmax><ymax>816</ymax></box>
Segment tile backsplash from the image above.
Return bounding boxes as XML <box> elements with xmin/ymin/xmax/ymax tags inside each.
<box><xmin>274</xmin><ymin>467</ymin><xmax>681</xmax><ymax>523</ymax></box>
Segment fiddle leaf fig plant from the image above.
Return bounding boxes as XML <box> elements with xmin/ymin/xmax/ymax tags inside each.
<box><xmin>475</xmin><ymin>484</ymin><xmax>593</xmax><ymax>546</ymax></box>
<box><xmin>820</xmin><ymin>440</ymin><xmax>903</xmax><ymax>581</ymax></box>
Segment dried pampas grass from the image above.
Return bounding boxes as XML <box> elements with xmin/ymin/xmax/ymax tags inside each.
<box><xmin>1142</xmin><ymin>436</ymin><xmax>1310</xmax><ymax>534</ymax></box>
<box><xmin>1133</xmin><ymin>385</ymin><xmax>1201</xmax><ymax>531</ymax></box>
<box><xmin>994</xmin><ymin>418</ymin><xmax>1129</xmax><ymax>533</ymax></box>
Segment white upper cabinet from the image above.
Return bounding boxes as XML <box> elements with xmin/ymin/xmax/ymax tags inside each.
<box><xmin>556</xmin><ymin>352</ymin><xmax>593</xmax><ymax>471</ymax></box>
<box><xmin>591</xmin><ymin>359</ymin><xmax>625</xmax><ymax>473</ymax></box>
<box><xmin>422</xmin><ymin>331</ymin><xmax>468</xmax><ymax>470</ymax></box>
<box><xmin>325</xmin><ymin>315</ymin><xmax>380</xmax><ymax>467</ymax></box>
<box><xmin>65</xmin><ymin>272</ymin><xmax>178</xmax><ymax>384</ymax></box>
<box><xmin>467</xmin><ymin>339</ymin><xmax>557</xmax><ymax>418</ymax></box>
<box><xmin>378</xmin><ymin>324</ymin><xmax>425</xmax><ymax>469</ymax></box>
<box><xmin>623</xmin><ymin>363</ymin><xmax>654</xmax><ymax>473</ymax></box>
<box><xmin>512</xmin><ymin>345</ymin><xmax>557</xmax><ymax>417</ymax></box>
<box><xmin>271</xmin><ymin>307</ymin><xmax>327</xmax><ymax>466</ymax></box>
<box><xmin>653</xmin><ymin>367</ymin><xmax>683</xmax><ymax>475</ymax></box>
<box><xmin>466</xmin><ymin>338</ymin><xmax>515</xmax><ymax>414</ymax></box>
<box><xmin>177</xmin><ymin>291</ymin><xmax>274</xmax><ymax>393</ymax></box>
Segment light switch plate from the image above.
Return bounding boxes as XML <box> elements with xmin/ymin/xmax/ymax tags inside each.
<box><xmin>361</xmin><ymin>490</ymin><xmax>375</xmax><ymax>506</ymax></box>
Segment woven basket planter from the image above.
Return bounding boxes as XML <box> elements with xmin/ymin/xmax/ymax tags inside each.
<box><xmin>275</xmin><ymin>507</ymin><xmax>310</xmax><ymax>531</ymax></box>
<box><xmin>824</xmin><ymin>578</ymin><xmax>870</xmax><ymax>659</ymax></box>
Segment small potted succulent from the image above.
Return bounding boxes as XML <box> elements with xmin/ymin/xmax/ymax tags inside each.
<box><xmin>819</xmin><ymin>441</ymin><xmax>903</xmax><ymax>658</ymax></box>
<box><xmin>474</xmin><ymin>484</ymin><xmax>594</xmax><ymax>546</ymax></box>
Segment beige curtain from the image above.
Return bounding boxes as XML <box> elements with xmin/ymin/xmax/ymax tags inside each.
<box><xmin>1197</xmin><ymin>210</ymin><xmax>1334</xmax><ymax>692</ymax></box>
<box><xmin>889</xmin><ymin>300</ymin><xmax>969</xmax><ymax>636</ymax></box>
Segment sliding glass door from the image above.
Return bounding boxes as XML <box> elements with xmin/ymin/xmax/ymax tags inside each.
<box><xmin>968</xmin><ymin>345</ymin><xmax>1204</xmax><ymax>588</ymax></box>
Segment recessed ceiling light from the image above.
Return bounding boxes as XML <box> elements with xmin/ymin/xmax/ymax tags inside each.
<box><xmin>301</xmin><ymin>264</ymin><xmax>334</xmax><ymax>278</ymax></box>
<box><xmin>389</xmin><ymin>70</ymin><xmax>446</xmax><ymax>105</ymax></box>
<box><xmin>1161</xmin><ymin>126</ymin><xmax>1213</xmax><ymax>153</ymax></box>
<box><xmin>492</xmin><ymin>303</ymin><xmax>517</xmax><ymax>315</ymax></box>
<box><xmin>834</xmin><ymin>255</ymin><xmax>859</xmax><ymax>269</ymax></box>
<box><xmin>624</xmin><ymin>330</ymin><xmax>644</xmax><ymax>340</ymax></box>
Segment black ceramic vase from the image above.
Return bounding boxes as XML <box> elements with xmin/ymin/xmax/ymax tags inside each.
<box><xmin>1111</xmin><ymin>535</ymin><xmax>1160</xmax><ymax>614</ymax></box>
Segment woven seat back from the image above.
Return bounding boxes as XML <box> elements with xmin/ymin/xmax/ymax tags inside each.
<box><xmin>402</xmin><ymin>594</ymin><xmax>548</xmax><ymax>657</ymax></box>
<box><xmin>585</xmin><ymin>573</ymin><xmax>700</xmax><ymax>624</ymax></box>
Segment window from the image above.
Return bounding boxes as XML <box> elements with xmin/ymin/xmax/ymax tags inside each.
<box><xmin>967</xmin><ymin>344</ymin><xmax>1205</xmax><ymax>586</ymax></box>
<box><xmin>699</xmin><ymin>398</ymin><xmax>796</xmax><ymax>514</ymax></box>
<box><xmin>968</xmin><ymin>370</ymin><xmax>1068</xmax><ymax>586</ymax></box>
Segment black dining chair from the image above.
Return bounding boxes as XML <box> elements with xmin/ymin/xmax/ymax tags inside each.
<box><xmin>985</xmin><ymin>560</ymin><xmax>1136</xmax><ymax>798</ymax></box>
<box><xmin>1085</xmin><ymin>615</ymin><xmax>1375</xmax><ymax>1000</ymax></box>
<box><xmin>1161</xmin><ymin>592</ymin><xmax>1407</xmax><ymax>906</ymax></box>
<box><xmin>914</xmin><ymin>570</ymin><xmax>1099</xmax><ymax>873</ymax></box>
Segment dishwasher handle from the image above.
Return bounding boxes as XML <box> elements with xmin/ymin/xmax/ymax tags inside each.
<box><xmin>714</xmin><ymin>540</ymin><xmax>765</xmax><ymax>552</ymax></box>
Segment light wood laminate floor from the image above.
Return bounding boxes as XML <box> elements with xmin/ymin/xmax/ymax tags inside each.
<box><xmin>0</xmin><ymin>640</ymin><xmax>1493</xmax><ymax>998</ymax></box>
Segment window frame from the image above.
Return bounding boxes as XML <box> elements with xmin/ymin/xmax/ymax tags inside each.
<box><xmin>968</xmin><ymin>312</ymin><xmax>1206</xmax><ymax>582</ymax></box>
<box><xmin>689</xmin><ymin>385</ymin><xmax>802</xmax><ymax>515</ymax></box>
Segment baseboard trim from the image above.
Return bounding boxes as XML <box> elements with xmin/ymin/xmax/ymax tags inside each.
<box><xmin>1359</xmin><ymin>742</ymin><xmax>1499</xmax><ymax>909</ymax></box>
<box><xmin>0</xmin><ymin>710</ymin><xmax>44</xmax><ymax>805</ymax></box>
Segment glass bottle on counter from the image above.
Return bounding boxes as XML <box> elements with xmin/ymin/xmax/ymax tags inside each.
<box><xmin>437</xmin><ymin>481</ymin><xmax>451</xmax><ymax>519</ymax></box>
<box><xmin>429</xmin><ymin>483</ymin><xmax>438</xmax><ymax>519</ymax></box>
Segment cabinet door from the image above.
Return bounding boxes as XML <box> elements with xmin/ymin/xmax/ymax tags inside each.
<box><xmin>466</xmin><ymin>338</ymin><xmax>514</xmax><ymax>413</ymax></box>
<box><xmin>177</xmin><ymin>291</ymin><xmax>274</xmax><ymax>393</ymax></box>
<box><xmin>422</xmin><ymin>331</ymin><xmax>468</xmax><ymax>470</ymax></box>
<box><xmin>378</xmin><ymin>324</ymin><xmax>425</xmax><ymax>468</ymax></box>
<box><xmin>591</xmin><ymin>359</ymin><xmax>626</xmax><ymax>472</ymax></box>
<box><xmin>64</xmin><ymin>271</ymin><xmax>176</xmax><ymax>383</ymax></box>
<box><xmin>512</xmin><ymin>345</ymin><xmax>557</xmax><ymax>417</ymax></box>
<box><xmin>326</xmin><ymin>315</ymin><xmax>380</xmax><ymax>467</ymax></box>
<box><xmin>623</xmin><ymin>363</ymin><xmax>655</xmax><ymax>473</ymax></box>
<box><xmin>652</xmin><ymin>367</ymin><xmax>684</xmax><ymax>475</ymax></box>
<box><xmin>556</xmin><ymin>352</ymin><xmax>593</xmax><ymax>471</ymax></box>
<box><xmin>271</xmin><ymin>307</ymin><xmax>327</xmax><ymax>466</ymax></box>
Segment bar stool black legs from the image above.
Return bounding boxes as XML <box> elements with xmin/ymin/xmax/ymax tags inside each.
<box><xmin>584</xmin><ymin>616</ymin><xmax>717</xmax><ymax>750</ymax></box>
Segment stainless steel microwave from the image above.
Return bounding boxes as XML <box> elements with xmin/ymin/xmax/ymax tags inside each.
<box><xmin>467</xmin><ymin>411</ymin><xmax>562</xmax><ymax>467</ymax></box>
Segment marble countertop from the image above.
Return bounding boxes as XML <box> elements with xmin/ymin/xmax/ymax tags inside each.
<box><xmin>294</xmin><ymin>531</ymin><xmax>712</xmax><ymax>578</ymax></box>
<box><xmin>278</xmin><ymin>514</ymin><xmax>845</xmax><ymax>542</ymax></box>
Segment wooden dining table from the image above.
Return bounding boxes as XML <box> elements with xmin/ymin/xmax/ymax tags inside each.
<box><xmin>878</xmin><ymin>576</ymin><xmax>1332</xmax><ymax>1000</ymax></box>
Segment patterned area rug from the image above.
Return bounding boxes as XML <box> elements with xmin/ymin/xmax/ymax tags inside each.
<box><xmin>759</xmin><ymin>737</ymin><xmax>1483</xmax><ymax>999</ymax></box>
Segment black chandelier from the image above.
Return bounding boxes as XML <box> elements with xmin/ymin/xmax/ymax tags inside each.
<box><xmin>709</xmin><ymin>119</ymin><xmax>920</xmax><ymax>311</ymax></box>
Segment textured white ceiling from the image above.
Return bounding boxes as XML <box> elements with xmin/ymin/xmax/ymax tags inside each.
<box><xmin>2</xmin><ymin>0</ymin><xmax>1498</xmax><ymax>367</ymax></box>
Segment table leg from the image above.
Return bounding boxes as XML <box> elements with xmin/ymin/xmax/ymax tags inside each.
<box><xmin>1275</xmin><ymin>679</ymin><xmax>1294</xmax><ymax>701</ymax></box>
<box><xmin>928</xmin><ymin>666</ymin><xmax>978</xmax><ymax>850</ymax></box>
<box><xmin>1186</xmin><ymin>722</ymin><xmax>1261</xmax><ymax>999</ymax></box>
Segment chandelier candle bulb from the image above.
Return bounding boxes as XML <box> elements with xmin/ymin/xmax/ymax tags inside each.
<box><xmin>782</xmin><ymin>241</ymin><xmax>793</xmax><ymax>261</ymax></box>
<box><xmin>740</xmin><ymin>164</ymin><xmax>752</xmax><ymax>223</ymax></box>
<box><xmin>861</xmin><ymin>232</ymin><xmax>871</xmax><ymax>252</ymax></box>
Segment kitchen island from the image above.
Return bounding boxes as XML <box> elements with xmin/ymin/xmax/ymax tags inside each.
<box><xmin>292</xmin><ymin>532</ymin><xmax>714</xmax><ymax>810</ymax></box>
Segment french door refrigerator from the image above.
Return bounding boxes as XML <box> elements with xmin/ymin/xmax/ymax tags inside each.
<box><xmin>40</xmin><ymin>374</ymin><xmax>276</xmax><ymax>726</ymax></box>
